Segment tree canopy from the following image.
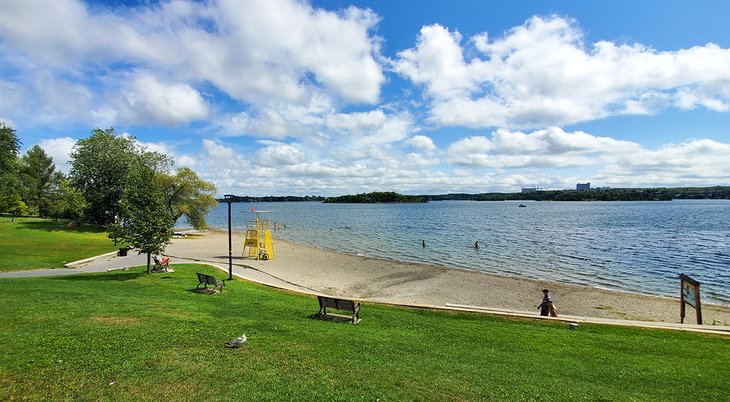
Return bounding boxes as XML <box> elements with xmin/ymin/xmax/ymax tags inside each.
<box><xmin>69</xmin><ymin>128</ymin><xmax>172</xmax><ymax>225</ymax></box>
<box><xmin>69</xmin><ymin>128</ymin><xmax>140</xmax><ymax>224</ymax></box>
<box><xmin>159</xmin><ymin>167</ymin><xmax>217</xmax><ymax>229</ymax></box>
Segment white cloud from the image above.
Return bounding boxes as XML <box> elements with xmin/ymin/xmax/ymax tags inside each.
<box><xmin>201</xmin><ymin>139</ymin><xmax>238</xmax><ymax>162</ymax></box>
<box><xmin>598</xmin><ymin>139</ymin><xmax>730</xmax><ymax>186</ymax></box>
<box><xmin>405</xmin><ymin>135</ymin><xmax>437</xmax><ymax>151</ymax></box>
<box><xmin>326</xmin><ymin>110</ymin><xmax>388</xmax><ymax>134</ymax></box>
<box><xmin>0</xmin><ymin>117</ymin><xmax>17</xmax><ymax>129</ymax></box>
<box><xmin>256</xmin><ymin>141</ymin><xmax>308</xmax><ymax>167</ymax></box>
<box><xmin>0</xmin><ymin>0</ymin><xmax>384</xmax><ymax>129</ymax></box>
<box><xmin>120</xmin><ymin>73</ymin><xmax>208</xmax><ymax>125</ymax></box>
<box><xmin>394</xmin><ymin>16</ymin><xmax>730</xmax><ymax>128</ymax></box>
<box><xmin>37</xmin><ymin>136</ymin><xmax>76</xmax><ymax>173</ymax></box>
<box><xmin>447</xmin><ymin>127</ymin><xmax>640</xmax><ymax>168</ymax></box>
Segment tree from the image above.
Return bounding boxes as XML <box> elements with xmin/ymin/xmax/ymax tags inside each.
<box><xmin>115</xmin><ymin>157</ymin><xmax>174</xmax><ymax>274</ymax></box>
<box><xmin>0</xmin><ymin>123</ymin><xmax>20</xmax><ymax>172</ymax></box>
<box><xmin>0</xmin><ymin>123</ymin><xmax>22</xmax><ymax>213</ymax></box>
<box><xmin>158</xmin><ymin>167</ymin><xmax>217</xmax><ymax>229</ymax></box>
<box><xmin>47</xmin><ymin>177</ymin><xmax>87</xmax><ymax>223</ymax></box>
<box><xmin>69</xmin><ymin>128</ymin><xmax>171</xmax><ymax>225</ymax></box>
<box><xmin>0</xmin><ymin>195</ymin><xmax>28</xmax><ymax>221</ymax></box>
<box><xmin>69</xmin><ymin>128</ymin><xmax>139</xmax><ymax>224</ymax></box>
<box><xmin>19</xmin><ymin>145</ymin><xmax>57</xmax><ymax>216</ymax></box>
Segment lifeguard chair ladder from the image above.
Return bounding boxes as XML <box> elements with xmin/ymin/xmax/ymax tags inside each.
<box><xmin>242</xmin><ymin>210</ymin><xmax>275</xmax><ymax>260</ymax></box>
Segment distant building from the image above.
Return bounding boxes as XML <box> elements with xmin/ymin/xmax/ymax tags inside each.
<box><xmin>576</xmin><ymin>182</ymin><xmax>591</xmax><ymax>191</ymax></box>
<box><xmin>521</xmin><ymin>186</ymin><xmax>539</xmax><ymax>193</ymax></box>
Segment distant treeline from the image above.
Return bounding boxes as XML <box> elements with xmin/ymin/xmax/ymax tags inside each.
<box><xmin>219</xmin><ymin>186</ymin><xmax>730</xmax><ymax>203</ymax></box>
<box><xmin>323</xmin><ymin>191</ymin><xmax>428</xmax><ymax>203</ymax></box>
<box><xmin>218</xmin><ymin>195</ymin><xmax>325</xmax><ymax>203</ymax></box>
<box><xmin>421</xmin><ymin>186</ymin><xmax>730</xmax><ymax>202</ymax></box>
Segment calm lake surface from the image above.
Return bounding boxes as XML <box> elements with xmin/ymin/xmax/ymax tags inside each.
<box><xmin>201</xmin><ymin>200</ymin><xmax>730</xmax><ymax>306</ymax></box>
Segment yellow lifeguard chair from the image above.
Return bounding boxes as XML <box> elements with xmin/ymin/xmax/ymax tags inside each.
<box><xmin>242</xmin><ymin>209</ymin><xmax>276</xmax><ymax>260</ymax></box>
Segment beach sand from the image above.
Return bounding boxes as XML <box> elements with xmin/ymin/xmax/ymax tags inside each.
<box><xmin>166</xmin><ymin>231</ymin><xmax>730</xmax><ymax>326</ymax></box>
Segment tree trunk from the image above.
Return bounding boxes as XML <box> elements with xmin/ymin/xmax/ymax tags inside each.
<box><xmin>146</xmin><ymin>252</ymin><xmax>151</xmax><ymax>274</ymax></box>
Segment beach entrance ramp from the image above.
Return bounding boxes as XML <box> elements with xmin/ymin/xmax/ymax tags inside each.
<box><xmin>242</xmin><ymin>209</ymin><xmax>276</xmax><ymax>260</ymax></box>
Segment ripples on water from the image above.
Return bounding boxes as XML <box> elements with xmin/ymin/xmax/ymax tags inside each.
<box><xmin>201</xmin><ymin>200</ymin><xmax>730</xmax><ymax>306</ymax></box>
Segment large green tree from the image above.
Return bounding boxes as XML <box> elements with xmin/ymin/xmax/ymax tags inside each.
<box><xmin>0</xmin><ymin>123</ymin><xmax>23</xmax><ymax>213</ymax></box>
<box><xmin>159</xmin><ymin>167</ymin><xmax>217</xmax><ymax>229</ymax></box>
<box><xmin>69</xmin><ymin>128</ymin><xmax>171</xmax><ymax>225</ymax></box>
<box><xmin>19</xmin><ymin>145</ymin><xmax>57</xmax><ymax>216</ymax></box>
<box><xmin>69</xmin><ymin>128</ymin><xmax>138</xmax><ymax>224</ymax></box>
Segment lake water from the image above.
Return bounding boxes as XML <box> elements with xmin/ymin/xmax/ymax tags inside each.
<box><xmin>200</xmin><ymin>200</ymin><xmax>730</xmax><ymax>306</ymax></box>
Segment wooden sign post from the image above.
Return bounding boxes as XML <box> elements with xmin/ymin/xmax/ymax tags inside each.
<box><xmin>679</xmin><ymin>273</ymin><xmax>702</xmax><ymax>324</ymax></box>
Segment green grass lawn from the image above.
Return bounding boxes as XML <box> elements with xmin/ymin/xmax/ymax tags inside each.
<box><xmin>1</xmin><ymin>264</ymin><xmax>728</xmax><ymax>401</ymax></box>
<box><xmin>0</xmin><ymin>217</ymin><xmax>117</xmax><ymax>271</ymax></box>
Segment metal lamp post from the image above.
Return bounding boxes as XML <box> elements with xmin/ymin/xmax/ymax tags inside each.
<box><xmin>224</xmin><ymin>194</ymin><xmax>235</xmax><ymax>280</ymax></box>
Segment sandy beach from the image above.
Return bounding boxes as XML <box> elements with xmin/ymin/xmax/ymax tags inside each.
<box><xmin>164</xmin><ymin>230</ymin><xmax>730</xmax><ymax>326</ymax></box>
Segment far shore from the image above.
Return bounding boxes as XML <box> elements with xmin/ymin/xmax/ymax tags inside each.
<box><xmin>167</xmin><ymin>230</ymin><xmax>730</xmax><ymax>325</ymax></box>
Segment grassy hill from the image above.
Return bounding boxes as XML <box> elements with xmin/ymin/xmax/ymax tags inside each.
<box><xmin>1</xmin><ymin>264</ymin><xmax>728</xmax><ymax>400</ymax></box>
<box><xmin>0</xmin><ymin>217</ymin><xmax>117</xmax><ymax>271</ymax></box>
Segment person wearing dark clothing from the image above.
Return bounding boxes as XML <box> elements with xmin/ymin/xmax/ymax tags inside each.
<box><xmin>538</xmin><ymin>289</ymin><xmax>551</xmax><ymax>316</ymax></box>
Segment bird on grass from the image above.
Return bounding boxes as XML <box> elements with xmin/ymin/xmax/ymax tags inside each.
<box><xmin>225</xmin><ymin>334</ymin><xmax>247</xmax><ymax>348</ymax></box>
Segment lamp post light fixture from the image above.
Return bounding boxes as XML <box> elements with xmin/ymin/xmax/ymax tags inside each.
<box><xmin>223</xmin><ymin>194</ymin><xmax>235</xmax><ymax>280</ymax></box>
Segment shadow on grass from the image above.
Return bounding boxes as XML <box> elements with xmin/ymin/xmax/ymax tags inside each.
<box><xmin>53</xmin><ymin>272</ymin><xmax>145</xmax><ymax>282</ymax></box>
<box><xmin>185</xmin><ymin>287</ymin><xmax>224</xmax><ymax>295</ymax></box>
<box><xmin>308</xmin><ymin>313</ymin><xmax>359</xmax><ymax>324</ymax></box>
<box><xmin>16</xmin><ymin>220</ymin><xmax>106</xmax><ymax>234</ymax></box>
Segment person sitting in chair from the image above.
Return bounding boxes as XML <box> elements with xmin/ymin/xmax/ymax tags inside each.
<box><xmin>153</xmin><ymin>252</ymin><xmax>171</xmax><ymax>271</ymax></box>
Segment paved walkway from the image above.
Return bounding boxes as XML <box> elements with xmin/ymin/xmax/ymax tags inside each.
<box><xmin>0</xmin><ymin>240</ymin><xmax>317</xmax><ymax>294</ymax></box>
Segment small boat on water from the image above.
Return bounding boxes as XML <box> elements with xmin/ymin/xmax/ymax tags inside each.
<box><xmin>518</xmin><ymin>204</ymin><xmax>527</xmax><ymax>207</ymax></box>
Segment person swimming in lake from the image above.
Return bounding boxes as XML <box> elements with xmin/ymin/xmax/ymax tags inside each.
<box><xmin>422</xmin><ymin>239</ymin><xmax>426</xmax><ymax>248</ymax></box>
<box><xmin>473</xmin><ymin>241</ymin><xmax>479</xmax><ymax>249</ymax></box>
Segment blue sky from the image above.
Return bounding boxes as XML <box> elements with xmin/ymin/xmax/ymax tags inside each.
<box><xmin>1</xmin><ymin>0</ymin><xmax>729</xmax><ymax>196</ymax></box>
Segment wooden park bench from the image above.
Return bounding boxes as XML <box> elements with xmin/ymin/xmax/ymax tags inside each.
<box><xmin>196</xmin><ymin>272</ymin><xmax>225</xmax><ymax>293</ymax></box>
<box><xmin>317</xmin><ymin>295</ymin><xmax>360</xmax><ymax>324</ymax></box>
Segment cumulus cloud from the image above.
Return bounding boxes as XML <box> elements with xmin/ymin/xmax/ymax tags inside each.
<box><xmin>256</xmin><ymin>141</ymin><xmax>308</xmax><ymax>167</ymax></box>
<box><xmin>447</xmin><ymin>127</ymin><xmax>641</xmax><ymax>168</ymax></box>
<box><xmin>444</xmin><ymin>127</ymin><xmax>730</xmax><ymax>188</ymax></box>
<box><xmin>3</xmin><ymin>4</ymin><xmax>730</xmax><ymax>195</ymax></box>
<box><xmin>405</xmin><ymin>135</ymin><xmax>437</xmax><ymax>151</ymax></box>
<box><xmin>120</xmin><ymin>74</ymin><xmax>208</xmax><ymax>125</ymax></box>
<box><xmin>0</xmin><ymin>0</ymin><xmax>384</xmax><ymax>131</ymax></box>
<box><xmin>394</xmin><ymin>16</ymin><xmax>730</xmax><ymax>128</ymax></box>
<box><xmin>37</xmin><ymin>137</ymin><xmax>76</xmax><ymax>172</ymax></box>
<box><xmin>598</xmin><ymin>139</ymin><xmax>730</xmax><ymax>186</ymax></box>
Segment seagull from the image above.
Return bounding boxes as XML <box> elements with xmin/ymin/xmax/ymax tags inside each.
<box><xmin>225</xmin><ymin>334</ymin><xmax>247</xmax><ymax>348</ymax></box>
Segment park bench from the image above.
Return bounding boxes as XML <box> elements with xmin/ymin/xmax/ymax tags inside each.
<box><xmin>196</xmin><ymin>272</ymin><xmax>225</xmax><ymax>293</ymax></box>
<box><xmin>316</xmin><ymin>295</ymin><xmax>360</xmax><ymax>324</ymax></box>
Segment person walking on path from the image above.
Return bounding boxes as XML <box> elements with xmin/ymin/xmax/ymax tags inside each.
<box><xmin>538</xmin><ymin>289</ymin><xmax>551</xmax><ymax>316</ymax></box>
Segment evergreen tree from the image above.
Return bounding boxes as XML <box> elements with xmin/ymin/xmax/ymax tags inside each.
<box><xmin>0</xmin><ymin>123</ymin><xmax>23</xmax><ymax>214</ymax></box>
<box><xmin>19</xmin><ymin>145</ymin><xmax>57</xmax><ymax>216</ymax></box>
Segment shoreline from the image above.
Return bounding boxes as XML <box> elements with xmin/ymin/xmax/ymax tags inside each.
<box><xmin>198</xmin><ymin>227</ymin><xmax>725</xmax><ymax>309</ymax></box>
<box><xmin>168</xmin><ymin>230</ymin><xmax>730</xmax><ymax>325</ymax></box>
